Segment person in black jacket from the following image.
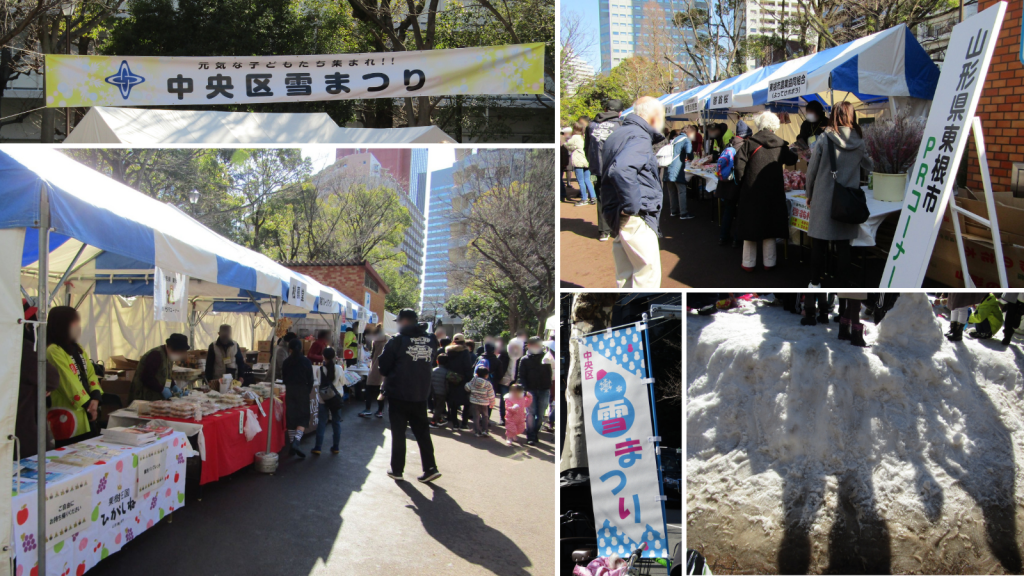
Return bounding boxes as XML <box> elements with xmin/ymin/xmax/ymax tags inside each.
<box><xmin>204</xmin><ymin>324</ymin><xmax>252</xmax><ymax>385</ymax></box>
<box><xmin>444</xmin><ymin>333</ymin><xmax>476</xmax><ymax>430</ymax></box>
<box><xmin>282</xmin><ymin>338</ymin><xmax>314</xmax><ymax>458</ymax></box>
<box><xmin>586</xmin><ymin>99</ymin><xmax>625</xmax><ymax>242</ymax></box>
<box><xmin>516</xmin><ymin>337</ymin><xmax>553</xmax><ymax>445</ymax></box>
<box><xmin>378</xmin><ymin>309</ymin><xmax>441</xmax><ymax>483</ymax></box>
<box><xmin>601</xmin><ymin>96</ymin><xmax>667</xmax><ymax>288</ymax></box>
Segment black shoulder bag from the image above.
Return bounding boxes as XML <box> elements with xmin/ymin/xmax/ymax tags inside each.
<box><xmin>826</xmin><ymin>137</ymin><xmax>870</xmax><ymax>224</ymax></box>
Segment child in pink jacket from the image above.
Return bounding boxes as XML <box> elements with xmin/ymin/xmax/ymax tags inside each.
<box><xmin>503</xmin><ymin>384</ymin><xmax>533</xmax><ymax>445</ymax></box>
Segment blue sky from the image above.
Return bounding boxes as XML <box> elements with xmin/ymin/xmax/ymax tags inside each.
<box><xmin>563</xmin><ymin>0</ymin><xmax>602</xmax><ymax>72</ymax></box>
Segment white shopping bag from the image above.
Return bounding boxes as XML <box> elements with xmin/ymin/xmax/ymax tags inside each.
<box><xmin>244</xmin><ymin>409</ymin><xmax>262</xmax><ymax>442</ymax></box>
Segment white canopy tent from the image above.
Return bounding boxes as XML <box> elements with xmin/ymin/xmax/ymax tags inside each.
<box><xmin>65</xmin><ymin>107</ymin><xmax>456</xmax><ymax>144</ymax></box>
<box><xmin>0</xmin><ymin>147</ymin><xmax>365</xmax><ymax>575</ymax></box>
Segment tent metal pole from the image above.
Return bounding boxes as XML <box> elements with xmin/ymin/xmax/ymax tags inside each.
<box><xmin>46</xmin><ymin>242</ymin><xmax>86</xmax><ymax>305</ymax></box>
<box><xmin>265</xmin><ymin>296</ymin><xmax>281</xmax><ymax>456</ymax></box>
<box><xmin>72</xmin><ymin>283</ymin><xmax>94</xmax><ymax>310</ymax></box>
<box><xmin>35</xmin><ymin>183</ymin><xmax>49</xmax><ymax>576</ymax></box>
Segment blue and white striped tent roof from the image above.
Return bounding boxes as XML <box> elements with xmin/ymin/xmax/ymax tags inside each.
<box><xmin>699</xmin><ymin>23</ymin><xmax>938</xmax><ymax>113</ymax></box>
<box><xmin>1</xmin><ymin>148</ymin><xmax>361</xmax><ymax>318</ymax></box>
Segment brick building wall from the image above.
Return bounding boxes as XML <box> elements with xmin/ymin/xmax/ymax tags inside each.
<box><xmin>965</xmin><ymin>0</ymin><xmax>1023</xmax><ymax>191</ymax></box>
<box><xmin>284</xmin><ymin>262</ymin><xmax>389</xmax><ymax>324</ymax></box>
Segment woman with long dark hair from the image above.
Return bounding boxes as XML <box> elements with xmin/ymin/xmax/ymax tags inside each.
<box><xmin>45</xmin><ymin>306</ymin><xmax>103</xmax><ymax>444</ymax></box>
<box><xmin>805</xmin><ymin>101</ymin><xmax>873</xmax><ymax>287</ymax></box>
<box><xmin>312</xmin><ymin>347</ymin><xmax>343</xmax><ymax>455</ymax></box>
<box><xmin>282</xmin><ymin>338</ymin><xmax>314</xmax><ymax>458</ymax></box>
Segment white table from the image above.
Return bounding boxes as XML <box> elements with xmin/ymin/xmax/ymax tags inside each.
<box><xmin>786</xmin><ymin>187</ymin><xmax>902</xmax><ymax>247</ymax></box>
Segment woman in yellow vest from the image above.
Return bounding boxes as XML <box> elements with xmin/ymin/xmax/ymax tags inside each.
<box><xmin>45</xmin><ymin>306</ymin><xmax>103</xmax><ymax>443</ymax></box>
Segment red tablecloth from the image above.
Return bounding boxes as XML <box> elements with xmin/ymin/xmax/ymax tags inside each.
<box><xmin>153</xmin><ymin>398</ymin><xmax>285</xmax><ymax>484</ymax></box>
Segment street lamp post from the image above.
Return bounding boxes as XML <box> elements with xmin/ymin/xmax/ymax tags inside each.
<box><xmin>60</xmin><ymin>0</ymin><xmax>77</xmax><ymax>140</ymax></box>
<box><xmin>187</xmin><ymin>189</ymin><xmax>200</xmax><ymax>214</ymax></box>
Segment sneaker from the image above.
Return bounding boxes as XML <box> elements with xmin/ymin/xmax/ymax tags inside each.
<box><xmin>292</xmin><ymin>444</ymin><xmax>306</xmax><ymax>459</ymax></box>
<box><xmin>588</xmin><ymin>199</ymin><xmax>596</xmax><ymax>205</ymax></box>
<box><xmin>429</xmin><ymin>423</ymin><xmax>441</xmax><ymax>429</ymax></box>
<box><xmin>526</xmin><ymin>440</ymin><xmax>537</xmax><ymax>446</ymax></box>
<box><xmin>679</xmin><ymin>212</ymin><xmax>695</xmax><ymax>220</ymax></box>
<box><xmin>598</xmin><ymin>233</ymin><xmax>611</xmax><ymax>242</ymax></box>
<box><xmin>331</xmin><ymin>448</ymin><xmax>340</xmax><ymax>455</ymax></box>
<box><xmin>311</xmin><ymin>448</ymin><xmax>322</xmax><ymax>456</ymax></box>
<box><xmin>418</xmin><ymin>468</ymin><xmax>442</xmax><ymax>483</ymax></box>
<box><xmin>357</xmin><ymin>412</ymin><xmax>372</xmax><ymax>418</ymax></box>
<box><xmin>499</xmin><ymin>420</ymin><xmax>506</xmax><ymax>427</ymax></box>
<box><xmin>387</xmin><ymin>470</ymin><xmax>404</xmax><ymax>481</ymax></box>
<box><xmin>669</xmin><ymin>212</ymin><xmax>679</xmax><ymax>217</ymax></box>
<box><xmin>574</xmin><ymin>201</ymin><xmax>589</xmax><ymax>207</ymax></box>
<box><xmin>375</xmin><ymin>412</ymin><xmax>383</xmax><ymax>418</ymax></box>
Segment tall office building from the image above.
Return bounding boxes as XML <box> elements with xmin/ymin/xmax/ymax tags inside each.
<box><xmin>563</xmin><ymin>49</ymin><xmax>596</xmax><ymax>95</ymax></box>
<box><xmin>422</xmin><ymin>167</ymin><xmax>455</xmax><ymax>316</ymax></box>
<box><xmin>328</xmin><ymin>149</ymin><xmax>427</xmax><ymax>294</ymax></box>
<box><xmin>737</xmin><ymin>0</ymin><xmax>808</xmax><ymax>68</ymax></box>
<box><xmin>599</xmin><ymin>0</ymin><xmax>700</xmax><ymax>80</ymax></box>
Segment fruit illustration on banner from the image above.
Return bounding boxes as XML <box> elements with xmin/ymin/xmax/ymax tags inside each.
<box><xmin>174</xmin><ymin>472</ymin><xmax>180</xmax><ymax>483</ymax></box>
<box><xmin>91</xmin><ymin>504</ymin><xmax>100</xmax><ymax>522</ymax></box>
<box><xmin>114</xmin><ymin>533</ymin><xmax>121</xmax><ymax>545</ymax></box>
<box><xmin>133</xmin><ymin>454</ymin><xmax>138</xmax><ymax>468</ymax></box>
<box><xmin>76</xmin><ymin>562</ymin><xmax>86</xmax><ymax>576</ymax></box>
<box><xmin>16</xmin><ymin>504</ymin><xmax>28</xmax><ymax>525</ymax></box>
<box><xmin>100</xmin><ymin>547</ymin><xmax>109</xmax><ymax>559</ymax></box>
<box><xmin>116</xmin><ymin>460</ymin><xmax>123</xmax><ymax>472</ymax></box>
<box><xmin>78</xmin><ymin>537</ymin><xmax>88</xmax><ymax>552</ymax></box>
<box><xmin>53</xmin><ymin>540</ymin><xmax>64</xmax><ymax>553</ymax></box>
<box><xmin>16</xmin><ymin>564</ymin><xmax>22</xmax><ymax>576</ymax></box>
<box><xmin>177</xmin><ymin>491</ymin><xmax>184</xmax><ymax>504</ymax></box>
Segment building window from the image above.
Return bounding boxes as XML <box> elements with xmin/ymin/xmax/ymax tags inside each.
<box><xmin>364</xmin><ymin>272</ymin><xmax>379</xmax><ymax>293</ymax></box>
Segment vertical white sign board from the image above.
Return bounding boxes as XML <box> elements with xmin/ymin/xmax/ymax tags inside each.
<box><xmin>882</xmin><ymin>2</ymin><xmax>1006</xmax><ymax>287</ymax></box>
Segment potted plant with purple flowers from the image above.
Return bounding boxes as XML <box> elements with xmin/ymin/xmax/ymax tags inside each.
<box><xmin>862</xmin><ymin>115</ymin><xmax>926</xmax><ymax>202</ymax></box>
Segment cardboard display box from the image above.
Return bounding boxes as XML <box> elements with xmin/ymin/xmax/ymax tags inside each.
<box><xmin>257</xmin><ymin>340</ymin><xmax>272</xmax><ymax>352</ymax></box>
<box><xmin>257</xmin><ymin>352</ymin><xmax>271</xmax><ymax>364</ymax></box>
<box><xmin>928</xmin><ymin>219</ymin><xmax>1024</xmax><ymax>288</ymax></box>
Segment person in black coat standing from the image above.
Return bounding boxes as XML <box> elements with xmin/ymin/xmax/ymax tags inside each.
<box><xmin>378</xmin><ymin>309</ymin><xmax>441</xmax><ymax>483</ymax></box>
<box><xmin>734</xmin><ymin>111</ymin><xmax>799</xmax><ymax>272</ymax></box>
<box><xmin>586</xmin><ymin>99</ymin><xmax>625</xmax><ymax>242</ymax></box>
<box><xmin>443</xmin><ymin>333</ymin><xmax>476</xmax><ymax>430</ymax></box>
<box><xmin>282</xmin><ymin>338</ymin><xmax>314</xmax><ymax>458</ymax></box>
<box><xmin>516</xmin><ymin>337</ymin><xmax>553</xmax><ymax>445</ymax></box>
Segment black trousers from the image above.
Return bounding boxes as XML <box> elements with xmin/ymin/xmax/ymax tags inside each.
<box><xmin>388</xmin><ymin>398</ymin><xmax>437</xmax><ymax>474</ymax></box>
<box><xmin>811</xmin><ymin>238</ymin><xmax>851</xmax><ymax>286</ymax></box>
<box><xmin>594</xmin><ymin>178</ymin><xmax>612</xmax><ymax>236</ymax></box>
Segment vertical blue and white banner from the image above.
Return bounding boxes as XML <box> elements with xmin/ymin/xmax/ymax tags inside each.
<box><xmin>580</xmin><ymin>324</ymin><xmax>668</xmax><ymax>559</ymax></box>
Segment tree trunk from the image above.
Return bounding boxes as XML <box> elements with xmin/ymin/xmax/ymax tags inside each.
<box><xmin>560</xmin><ymin>292</ymin><xmax>615</xmax><ymax>472</ymax></box>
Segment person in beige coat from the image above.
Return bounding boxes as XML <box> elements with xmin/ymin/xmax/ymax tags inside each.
<box><xmin>359</xmin><ymin>324</ymin><xmax>388</xmax><ymax>418</ymax></box>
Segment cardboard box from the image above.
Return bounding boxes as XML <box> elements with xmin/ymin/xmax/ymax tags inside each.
<box><xmin>100</xmin><ymin>378</ymin><xmax>133</xmax><ymax>411</ymax></box>
<box><xmin>257</xmin><ymin>352</ymin><xmax>271</xmax><ymax>364</ymax></box>
<box><xmin>187</xmin><ymin>350</ymin><xmax>208</xmax><ymax>360</ymax></box>
<box><xmin>257</xmin><ymin>340</ymin><xmax>272</xmax><ymax>352</ymax></box>
<box><xmin>927</xmin><ymin>220</ymin><xmax>1024</xmax><ymax>287</ymax></box>
<box><xmin>109</xmin><ymin>355</ymin><xmax>138</xmax><ymax>371</ymax></box>
<box><xmin>954</xmin><ymin>194</ymin><xmax>1024</xmax><ymax>246</ymax></box>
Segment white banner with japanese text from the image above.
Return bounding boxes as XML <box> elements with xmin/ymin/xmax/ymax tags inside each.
<box><xmin>153</xmin><ymin>266</ymin><xmax>188</xmax><ymax>324</ymax></box>
<box><xmin>882</xmin><ymin>3</ymin><xmax>1005</xmax><ymax>287</ymax></box>
<box><xmin>708</xmin><ymin>89</ymin><xmax>733</xmax><ymax>109</ymax></box>
<box><xmin>579</xmin><ymin>324</ymin><xmax>668</xmax><ymax>559</ymax></box>
<box><xmin>44</xmin><ymin>43</ymin><xmax>545</xmax><ymax>108</ymax></box>
<box><xmin>288</xmin><ymin>278</ymin><xmax>314</xmax><ymax>311</ymax></box>
<box><xmin>767</xmin><ymin>71</ymin><xmax>808</xmax><ymax>101</ymax></box>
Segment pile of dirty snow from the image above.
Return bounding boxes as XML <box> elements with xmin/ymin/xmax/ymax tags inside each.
<box><xmin>687</xmin><ymin>293</ymin><xmax>1024</xmax><ymax>574</ymax></box>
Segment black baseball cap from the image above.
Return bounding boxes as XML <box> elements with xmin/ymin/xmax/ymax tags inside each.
<box><xmin>604</xmin><ymin>99</ymin><xmax>623</xmax><ymax>112</ymax></box>
<box><xmin>398</xmin><ymin>309</ymin><xmax>418</xmax><ymax>322</ymax></box>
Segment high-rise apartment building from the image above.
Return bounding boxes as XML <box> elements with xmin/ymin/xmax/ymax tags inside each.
<box><xmin>599</xmin><ymin>0</ymin><xmax>700</xmax><ymax>80</ymax></box>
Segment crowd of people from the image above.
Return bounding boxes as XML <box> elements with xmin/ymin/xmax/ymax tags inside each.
<box><xmin>14</xmin><ymin>302</ymin><xmax>556</xmax><ymax>487</ymax></box>
<box><xmin>560</xmin><ymin>97</ymin><xmax>873</xmax><ymax>289</ymax></box>
<box><xmin>689</xmin><ymin>292</ymin><xmax>1024</xmax><ymax>347</ymax></box>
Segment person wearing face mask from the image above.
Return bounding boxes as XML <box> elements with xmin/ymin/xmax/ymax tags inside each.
<box><xmin>45</xmin><ymin>306</ymin><xmax>105</xmax><ymax>444</ymax></box>
<box><xmin>601</xmin><ymin>95</ymin><xmax>667</xmax><ymax>289</ymax></box>
<box><xmin>129</xmin><ymin>333</ymin><xmax>190</xmax><ymax>403</ymax></box>
<box><xmin>797</xmin><ymin>101</ymin><xmax>828</xmax><ymax>149</ymax></box>
<box><xmin>204</xmin><ymin>324</ymin><xmax>249</xmax><ymax>383</ymax></box>
<box><xmin>515</xmin><ymin>337</ymin><xmax>553</xmax><ymax>446</ymax></box>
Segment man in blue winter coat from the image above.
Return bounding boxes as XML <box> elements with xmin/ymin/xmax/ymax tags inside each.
<box><xmin>600</xmin><ymin>96</ymin><xmax>666</xmax><ymax>288</ymax></box>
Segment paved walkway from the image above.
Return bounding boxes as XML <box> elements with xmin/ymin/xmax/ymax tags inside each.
<box><xmin>90</xmin><ymin>401</ymin><xmax>556</xmax><ymax>576</ymax></box>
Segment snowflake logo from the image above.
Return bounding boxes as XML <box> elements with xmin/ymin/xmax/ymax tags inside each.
<box><xmin>598</xmin><ymin>380</ymin><xmax>612</xmax><ymax>393</ymax></box>
<box><xmin>616</xmin><ymin>385</ymin><xmax>623</xmax><ymax>393</ymax></box>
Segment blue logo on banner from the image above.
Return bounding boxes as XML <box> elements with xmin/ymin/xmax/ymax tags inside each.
<box><xmin>105</xmin><ymin>60</ymin><xmax>145</xmax><ymax>99</ymax></box>
<box><xmin>591</xmin><ymin>371</ymin><xmax>634</xmax><ymax>438</ymax></box>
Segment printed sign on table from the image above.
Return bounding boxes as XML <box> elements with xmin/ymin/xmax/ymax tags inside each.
<box><xmin>579</xmin><ymin>325</ymin><xmax>668</xmax><ymax>559</ymax></box>
<box><xmin>708</xmin><ymin>90</ymin><xmax>733</xmax><ymax>109</ymax></box>
<box><xmin>154</xmin><ymin>266</ymin><xmax>188</xmax><ymax>323</ymax></box>
<box><xmin>882</xmin><ymin>3</ymin><xmax>1005</xmax><ymax>287</ymax></box>
<box><xmin>44</xmin><ymin>44</ymin><xmax>545</xmax><ymax>108</ymax></box>
<box><xmin>11</xmin><ymin>434</ymin><xmax>189</xmax><ymax>576</ymax></box>
<box><xmin>136</xmin><ymin>443</ymin><xmax>167</xmax><ymax>494</ymax></box>
<box><xmin>44</xmin><ymin>476</ymin><xmax>92</xmax><ymax>546</ymax></box>
<box><xmin>767</xmin><ymin>71</ymin><xmax>808</xmax><ymax>101</ymax></box>
<box><xmin>789</xmin><ymin>194</ymin><xmax>810</xmax><ymax>232</ymax></box>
